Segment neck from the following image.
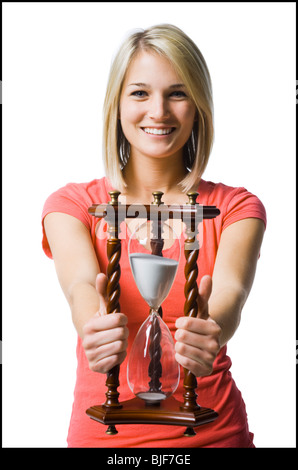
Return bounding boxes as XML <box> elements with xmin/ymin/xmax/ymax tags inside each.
<box><xmin>122</xmin><ymin>153</ymin><xmax>188</xmax><ymax>205</ymax></box>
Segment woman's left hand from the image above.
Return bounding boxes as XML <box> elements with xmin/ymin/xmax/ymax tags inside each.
<box><xmin>174</xmin><ymin>275</ymin><xmax>222</xmax><ymax>377</ymax></box>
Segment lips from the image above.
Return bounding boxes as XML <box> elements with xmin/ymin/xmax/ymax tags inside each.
<box><xmin>142</xmin><ymin>127</ymin><xmax>175</xmax><ymax>135</ymax></box>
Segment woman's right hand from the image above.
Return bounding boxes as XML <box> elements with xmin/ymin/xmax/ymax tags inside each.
<box><xmin>82</xmin><ymin>273</ymin><xmax>129</xmax><ymax>374</ymax></box>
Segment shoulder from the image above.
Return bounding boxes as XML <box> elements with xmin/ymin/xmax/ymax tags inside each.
<box><xmin>42</xmin><ymin>176</ymin><xmax>113</xmax><ymax>231</ymax></box>
<box><xmin>199</xmin><ymin>179</ymin><xmax>248</xmax><ymax>202</ymax></box>
<box><xmin>47</xmin><ymin>177</ymin><xmax>110</xmax><ymax>203</ymax></box>
<box><xmin>198</xmin><ymin>178</ymin><xmax>265</xmax><ymax>208</ymax></box>
<box><xmin>198</xmin><ymin>179</ymin><xmax>267</xmax><ymax>230</ymax></box>
<box><xmin>42</xmin><ymin>177</ymin><xmax>112</xmax><ymax>215</ymax></box>
<box><xmin>41</xmin><ymin>177</ymin><xmax>112</xmax><ymax>259</ymax></box>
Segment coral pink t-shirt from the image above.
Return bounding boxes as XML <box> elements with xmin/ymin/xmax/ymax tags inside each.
<box><xmin>41</xmin><ymin>177</ymin><xmax>266</xmax><ymax>448</ymax></box>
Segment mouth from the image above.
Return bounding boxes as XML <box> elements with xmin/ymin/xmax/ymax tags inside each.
<box><xmin>142</xmin><ymin>127</ymin><xmax>175</xmax><ymax>136</ymax></box>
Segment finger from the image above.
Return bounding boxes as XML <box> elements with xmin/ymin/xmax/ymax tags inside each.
<box><xmin>175</xmin><ymin>325</ymin><xmax>209</xmax><ymax>347</ymax></box>
<box><xmin>85</xmin><ymin>325</ymin><xmax>129</xmax><ymax>350</ymax></box>
<box><xmin>175</xmin><ymin>327</ymin><xmax>220</xmax><ymax>357</ymax></box>
<box><xmin>86</xmin><ymin>336</ymin><xmax>129</xmax><ymax>362</ymax></box>
<box><xmin>174</xmin><ymin>352</ymin><xmax>212</xmax><ymax>377</ymax></box>
<box><xmin>89</xmin><ymin>351</ymin><xmax>127</xmax><ymax>374</ymax></box>
<box><xmin>175</xmin><ymin>316</ymin><xmax>220</xmax><ymax>338</ymax></box>
<box><xmin>83</xmin><ymin>312</ymin><xmax>128</xmax><ymax>335</ymax></box>
<box><xmin>175</xmin><ymin>341</ymin><xmax>213</xmax><ymax>366</ymax></box>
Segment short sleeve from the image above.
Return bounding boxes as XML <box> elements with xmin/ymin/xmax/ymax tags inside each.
<box><xmin>41</xmin><ymin>182</ymin><xmax>93</xmax><ymax>259</ymax></box>
<box><xmin>222</xmin><ymin>186</ymin><xmax>267</xmax><ymax>231</ymax></box>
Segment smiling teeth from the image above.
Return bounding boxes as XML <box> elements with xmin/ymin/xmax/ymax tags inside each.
<box><xmin>143</xmin><ymin>127</ymin><xmax>173</xmax><ymax>135</ymax></box>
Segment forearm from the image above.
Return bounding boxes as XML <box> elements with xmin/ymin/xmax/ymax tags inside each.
<box><xmin>67</xmin><ymin>282</ymin><xmax>101</xmax><ymax>338</ymax></box>
<box><xmin>208</xmin><ymin>284</ymin><xmax>247</xmax><ymax>347</ymax></box>
<box><xmin>208</xmin><ymin>218</ymin><xmax>265</xmax><ymax>347</ymax></box>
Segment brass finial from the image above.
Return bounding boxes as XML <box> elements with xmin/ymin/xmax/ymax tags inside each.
<box><xmin>187</xmin><ymin>192</ymin><xmax>199</xmax><ymax>205</ymax></box>
<box><xmin>152</xmin><ymin>191</ymin><xmax>164</xmax><ymax>205</ymax></box>
<box><xmin>108</xmin><ymin>190</ymin><xmax>121</xmax><ymax>205</ymax></box>
<box><xmin>106</xmin><ymin>425</ymin><xmax>118</xmax><ymax>435</ymax></box>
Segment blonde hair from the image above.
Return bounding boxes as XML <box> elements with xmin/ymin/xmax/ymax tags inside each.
<box><xmin>103</xmin><ymin>24</ymin><xmax>214</xmax><ymax>193</ymax></box>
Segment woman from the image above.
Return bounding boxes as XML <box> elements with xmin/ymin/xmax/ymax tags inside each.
<box><xmin>42</xmin><ymin>24</ymin><xmax>266</xmax><ymax>447</ymax></box>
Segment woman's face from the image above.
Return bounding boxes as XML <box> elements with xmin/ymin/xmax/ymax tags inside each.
<box><xmin>119</xmin><ymin>50</ymin><xmax>197</xmax><ymax>162</ymax></box>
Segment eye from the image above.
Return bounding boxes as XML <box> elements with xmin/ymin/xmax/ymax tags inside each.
<box><xmin>131</xmin><ymin>90</ymin><xmax>147</xmax><ymax>98</ymax></box>
<box><xmin>170</xmin><ymin>90</ymin><xmax>187</xmax><ymax>98</ymax></box>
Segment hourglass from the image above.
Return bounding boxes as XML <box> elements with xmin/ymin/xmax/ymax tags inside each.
<box><xmin>86</xmin><ymin>190</ymin><xmax>220</xmax><ymax>436</ymax></box>
<box><xmin>127</xmin><ymin>219</ymin><xmax>180</xmax><ymax>405</ymax></box>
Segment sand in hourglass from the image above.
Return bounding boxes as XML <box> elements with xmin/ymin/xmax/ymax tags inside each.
<box><xmin>129</xmin><ymin>253</ymin><xmax>179</xmax><ymax>309</ymax></box>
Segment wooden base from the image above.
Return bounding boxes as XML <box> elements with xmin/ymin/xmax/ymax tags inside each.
<box><xmin>86</xmin><ymin>396</ymin><xmax>218</xmax><ymax>435</ymax></box>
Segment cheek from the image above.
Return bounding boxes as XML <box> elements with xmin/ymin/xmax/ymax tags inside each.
<box><xmin>120</xmin><ymin>101</ymin><xmax>144</xmax><ymax>125</ymax></box>
<box><xmin>175</xmin><ymin>103</ymin><xmax>196</xmax><ymax>129</ymax></box>
<box><xmin>183</xmin><ymin>105</ymin><xmax>197</xmax><ymax>123</ymax></box>
<box><xmin>119</xmin><ymin>104</ymin><xmax>144</xmax><ymax>144</ymax></box>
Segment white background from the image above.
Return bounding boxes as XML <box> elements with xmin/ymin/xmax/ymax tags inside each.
<box><xmin>2</xmin><ymin>2</ymin><xmax>296</xmax><ymax>447</ymax></box>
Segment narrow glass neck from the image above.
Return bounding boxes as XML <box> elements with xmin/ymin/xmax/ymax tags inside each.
<box><xmin>149</xmin><ymin>307</ymin><xmax>160</xmax><ymax>316</ymax></box>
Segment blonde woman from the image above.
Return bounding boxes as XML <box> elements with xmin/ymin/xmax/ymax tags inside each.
<box><xmin>42</xmin><ymin>24</ymin><xmax>266</xmax><ymax>448</ymax></box>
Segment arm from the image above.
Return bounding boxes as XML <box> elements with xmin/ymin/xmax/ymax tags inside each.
<box><xmin>209</xmin><ymin>217</ymin><xmax>265</xmax><ymax>345</ymax></box>
<box><xmin>175</xmin><ymin>217</ymin><xmax>265</xmax><ymax>377</ymax></box>
<box><xmin>44</xmin><ymin>212</ymin><xmax>128</xmax><ymax>372</ymax></box>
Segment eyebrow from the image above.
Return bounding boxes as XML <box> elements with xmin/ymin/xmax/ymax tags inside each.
<box><xmin>127</xmin><ymin>82</ymin><xmax>186</xmax><ymax>88</ymax></box>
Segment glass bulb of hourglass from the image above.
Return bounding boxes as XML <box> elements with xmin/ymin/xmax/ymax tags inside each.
<box><xmin>127</xmin><ymin>220</ymin><xmax>180</xmax><ymax>404</ymax></box>
<box><xmin>127</xmin><ymin>311</ymin><xmax>180</xmax><ymax>403</ymax></box>
<box><xmin>129</xmin><ymin>253</ymin><xmax>179</xmax><ymax>309</ymax></box>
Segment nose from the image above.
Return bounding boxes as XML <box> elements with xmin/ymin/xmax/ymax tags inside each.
<box><xmin>148</xmin><ymin>94</ymin><xmax>169</xmax><ymax>120</ymax></box>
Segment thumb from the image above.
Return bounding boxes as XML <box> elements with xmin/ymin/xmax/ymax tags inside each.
<box><xmin>95</xmin><ymin>273</ymin><xmax>108</xmax><ymax>316</ymax></box>
<box><xmin>197</xmin><ymin>275</ymin><xmax>212</xmax><ymax>319</ymax></box>
<box><xmin>199</xmin><ymin>275</ymin><xmax>212</xmax><ymax>302</ymax></box>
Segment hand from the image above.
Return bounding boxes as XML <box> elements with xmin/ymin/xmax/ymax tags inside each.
<box><xmin>82</xmin><ymin>273</ymin><xmax>129</xmax><ymax>374</ymax></box>
<box><xmin>174</xmin><ymin>275</ymin><xmax>221</xmax><ymax>377</ymax></box>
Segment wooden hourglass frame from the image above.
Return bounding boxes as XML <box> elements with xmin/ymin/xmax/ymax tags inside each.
<box><xmin>86</xmin><ymin>190</ymin><xmax>220</xmax><ymax>437</ymax></box>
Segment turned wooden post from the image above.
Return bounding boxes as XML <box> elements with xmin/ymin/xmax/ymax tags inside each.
<box><xmin>181</xmin><ymin>192</ymin><xmax>201</xmax><ymax>436</ymax></box>
<box><xmin>103</xmin><ymin>190</ymin><xmax>123</xmax><ymax>434</ymax></box>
